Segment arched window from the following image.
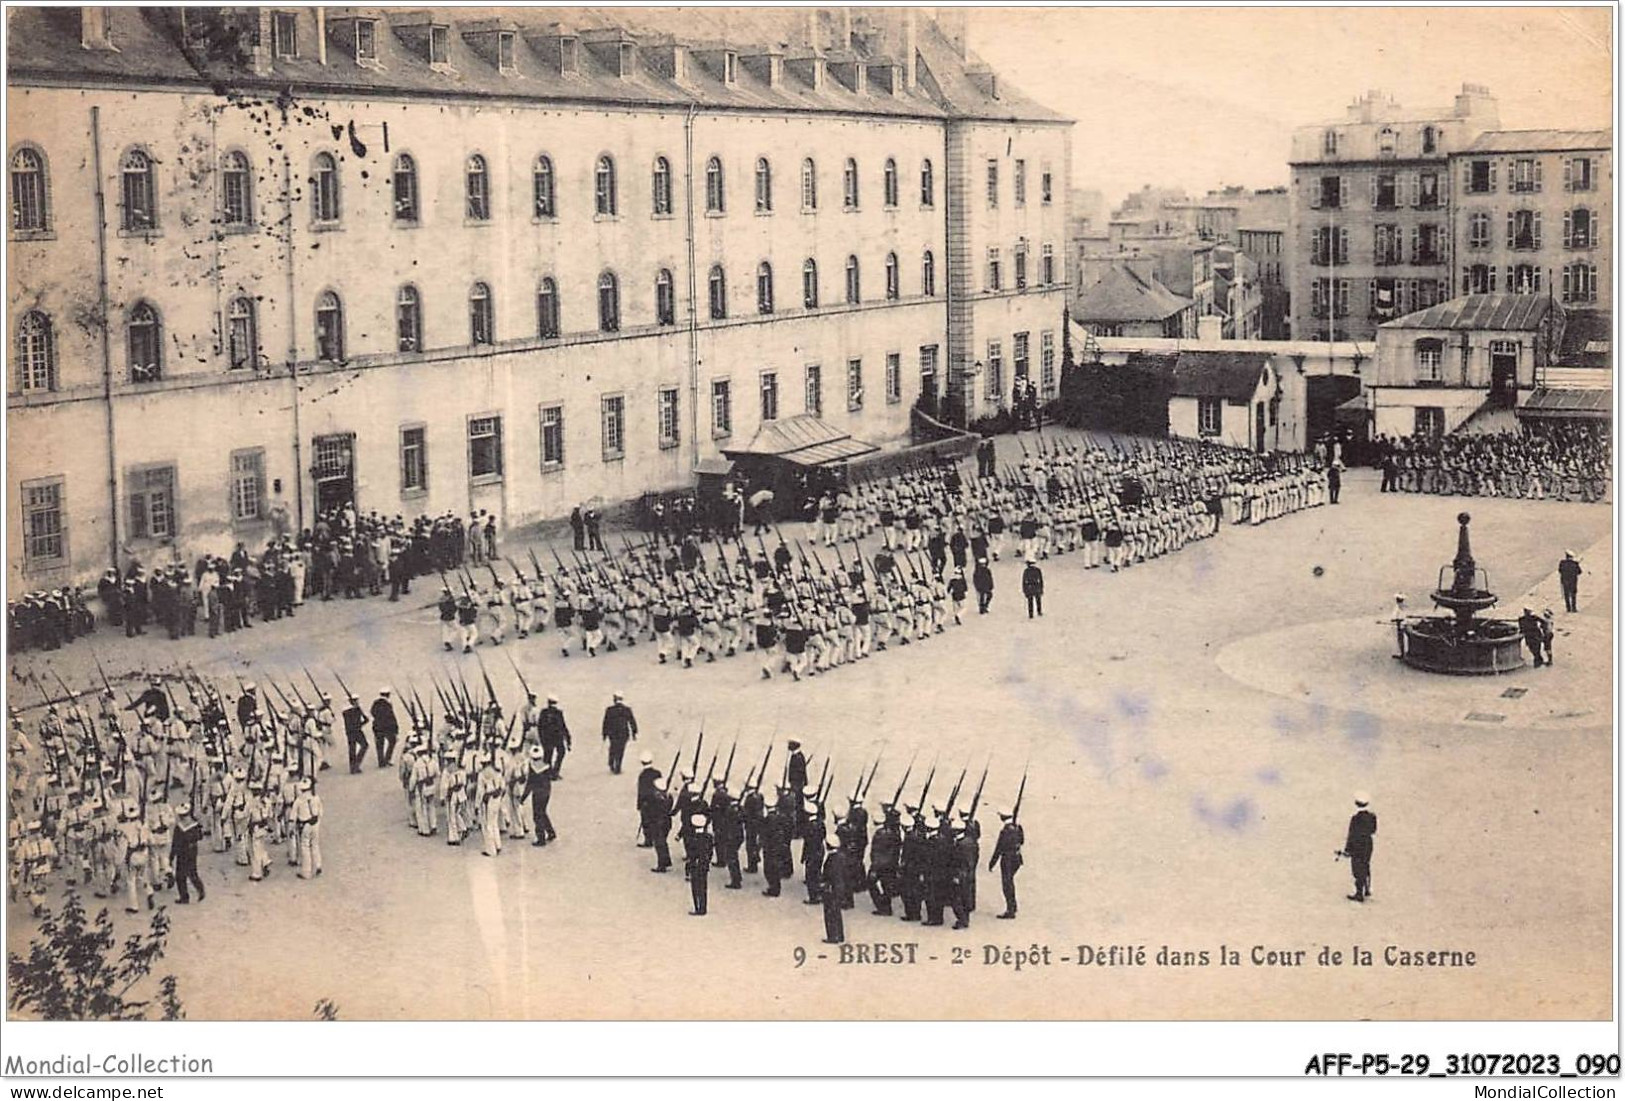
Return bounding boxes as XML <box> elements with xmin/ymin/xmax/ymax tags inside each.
<box><xmin>843</xmin><ymin>158</ymin><xmax>859</xmax><ymax>209</ymax></box>
<box><xmin>597</xmin><ymin>271</ymin><xmax>620</xmax><ymax>333</ymax></box>
<box><xmin>655</xmin><ymin>268</ymin><xmax>675</xmax><ymax>326</ymax></box>
<box><xmin>595</xmin><ymin>155</ymin><xmax>617</xmax><ymax>216</ymax></box>
<box><xmin>706</xmin><ymin>156</ymin><xmax>725</xmax><ymax>213</ymax></box>
<box><xmin>396</xmin><ymin>285</ymin><xmax>422</xmax><ymax>352</ymax></box>
<box><xmin>534</xmin><ymin>155</ymin><xmax>556</xmax><ymax>218</ymax></box>
<box><xmin>922</xmin><ymin>250</ymin><xmax>937</xmax><ymax>297</ymax></box>
<box><xmin>800</xmin><ymin>157</ymin><xmax>817</xmax><ymax>210</ymax></box>
<box><xmin>128</xmin><ymin>301</ymin><xmax>162</xmax><ymax>381</ymax></box>
<box><xmin>883</xmin><ymin>158</ymin><xmax>898</xmax><ymax>208</ymax></box>
<box><xmin>755</xmin><ymin>157</ymin><xmax>772</xmax><ymax>213</ymax></box>
<box><xmin>919</xmin><ymin>158</ymin><xmax>934</xmax><ymax>208</ymax></box>
<box><xmin>708</xmin><ymin>264</ymin><xmax>727</xmax><ymax>320</ymax></box>
<box><xmin>465</xmin><ymin>154</ymin><xmax>490</xmax><ymax>221</ymax></box>
<box><xmin>756</xmin><ymin>261</ymin><xmax>774</xmax><ymax>314</ymax></box>
<box><xmin>470</xmin><ymin>282</ymin><xmax>494</xmax><ymax>345</ymax></box>
<box><xmin>15</xmin><ymin>310</ymin><xmax>55</xmax><ymax>391</ymax></box>
<box><xmin>392</xmin><ymin>153</ymin><xmax>419</xmax><ymax>222</ymax></box>
<box><xmin>314</xmin><ymin>291</ymin><xmax>344</xmax><ymax>362</ymax></box>
<box><xmin>226</xmin><ymin>296</ymin><xmax>257</xmax><ymax>370</ymax></box>
<box><xmin>845</xmin><ymin>254</ymin><xmax>861</xmax><ymax>303</ymax></box>
<box><xmin>802</xmin><ymin>258</ymin><xmax>819</xmax><ymax>309</ymax></box>
<box><xmin>651</xmin><ymin>157</ymin><xmax>672</xmax><ymax>216</ymax></box>
<box><xmin>884</xmin><ymin>251</ymin><xmax>900</xmax><ymax>300</ymax></box>
<box><xmin>537</xmin><ymin>278</ymin><xmax>560</xmax><ymax>339</ymax></box>
<box><xmin>1377</xmin><ymin>127</ymin><xmax>1397</xmax><ymax>158</ymax></box>
<box><xmin>10</xmin><ymin>147</ymin><xmax>48</xmax><ymax>232</ymax></box>
<box><xmin>121</xmin><ymin>148</ymin><xmax>157</xmax><ymax>231</ymax></box>
<box><xmin>311</xmin><ymin>152</ymin><xmax>340</xmax><ymax>223</ymax></box>
<box><xmin>221</xmin><ymin>150</ymin><xmax>252</xmax><ymax>227</ymax></box>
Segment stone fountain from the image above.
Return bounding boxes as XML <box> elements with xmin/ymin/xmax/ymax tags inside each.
<box><xmin>1398</xmin><ymin>513</ymin><xmax>1526</xmax><ymax>675</ymax></box>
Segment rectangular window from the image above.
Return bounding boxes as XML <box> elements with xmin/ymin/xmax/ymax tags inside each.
<box><xmin>429</xmin><ymin>25</ymin><xmax>449</xmax><ymax>65</ymax></box>
<box><xmin>600</xmin><ymin>396</ymin><xmax>625</xmax><ymax>460</ymax></box>
<box><xmin>759</xmin><ymin>372</ymin><xmax>778</xmax><ymax>422</ymax></box>
<box><xmin>987</xmin><ymin>247</ymin><xmax>1002</xmax><ymax>291</ymax></box>
<box><xmin>356</xmin><ymin>19</ymin><xmax>377</xmax><ymax>63</ymax></box>
<box><xmin>1197</xmin><ymin>397</ymin><xmax>1222</xmax><ymax>437</ymax></box>
<box><xmin>498</xmin><ymin>31</ymin><xmax>516</xmax><ymax>72</ymax></box>
<box><xmin>885</xmin><ymin>352</ymin><xmax>901</xmax><ymax>404</ymax></box>
<box><xmin>1417</xmin><ymin>171</ymin><xmax>1440</xmax><ymax>208</ymax></box>
<box><xmin>1040</xmin><ymin>330</ymin><xmax>1056</xmax><ymax>398</ymax></box>
<box><xmin>1414</xmin><ymin>224</ymin><xmax>1443</xmax><ymax>265</ymax></box>
<box><xmin>1374</xmin><ymin>225</ymin><xmax>1402</xmax><ymax>266</ymax></box>
<box><xmin>804</xmin><ymin>363</ymin><xmax>823</xmax><ymax>417</ymax></box>
<box><xmin>918</xmin><ymin>344</ymin><xmax>938</xmax><ymax>405</ymax></box>
<box><xmin>986</xmin><ymin>340</ymin><xmax>1003</xmax><ymax>402</ymax></box>
<box><xmin>272</xmin><ymin>11</ymin><xmax>298</xmax><ymax>58</ymax></box>
<box><xmin>1567</xmin><ymin>156</ymin><xmax>1595</xmax><ymax>192</ymax></box>
<box><xmin>1319</xmin><ymin>175</ymin><xmax>1341</xmax><ymax>209</ymax></box>
<box><xmin>1416</xmin><ymin>344</ymin><xmax>1442</xmax><ymax>382</ymax></box>
<box><xmin>539</xmin><ymin>405</ymin><xmax>565</xmax><ymax>468</ymax></box>
<box><xmin>1041</xmin><ymin>168</ymin><xmax>1053</xmax><ymax>205</ymax></box>
<box><xmin>986</xmin><ymin>159</ymin><xmax>998</xmax><ymax>208</ymax></box>
<box><xmin>1466</xmin><ymin>159</ymin><xmax>1494</xmax><ymax>194</ymax></box>
<box><xmin>400</xmin><ymin>425</ymin><xmax>427</xmax><ymax>493</ymax></box>
<box><xmin>1014</xmin><ymin>159</ymin><xmax>1027</xmax><ymax>206</ymax></box>
<box><xmin>1013</xmin><ymin>331</ymin><xmax>1030</xmax><ymax>381</ymax></box>
<box><xmin>847</xmin><ymin>358</ymin><xmax>863</xmax><ymax>412</ymax></box>
<box><xmin>468</xmin><ymin>415</ymin><xmax>503</xmax><ymax>480</ymax></box>
<box><xmin>1468</xmin><ymin>212</ymin><xmax>1490</xmax><ymax>249</ymax></box>
<box><xmin>1374</xmin><ymin>174</ymin><xmax>1397</xmax><ymax>210</ymax></box>
<box><xmin>1414</xmin><ymin>407</ymin><xmax>1444</xmax><ymax>438</ymax></box>
<box><xmin>1507</xmin><ymin>210</ymin><xmax>1541</xmax><ymax>250</ymax></box>
<box><xmin>21</xmin><ymin>477</ymin><xmax>65</xmax><ymax>570</ymax></box>
<box><xmin>127</xmin><ymin>464</ymin><xmax>176</xmax><ymax>541</ymax></box>
<box><xmin>657</xmin><ymin>387</ymin><xmax>680</xmax><ymax>449</ymax></box>
<box><xmin>230</xmin><ymin>447</ymin><xmax>265</xmax><ymax>523</ymax></box>
<box><xmin>1041</xmin><ymin>244</ymin><xmax>1055</xmax><ymax>286</ymax></box>
<box><xmin>711</xmin><ymin>379</ymin><xmax>732</xmax><ymax>437</ymax></box>
<box><xmin>1510</xmin><ymin>157</ymin><xmax>1542</xmax><ymax>193</ymax></box>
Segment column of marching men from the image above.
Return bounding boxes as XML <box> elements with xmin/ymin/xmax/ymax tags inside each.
<box><xmin>8</xmin><ymin>668</ymin><xmax>344</xmax><ymax>918</ymax></box>
<box><xmin>432</xmin><ymin>434</ymin><xmax>1332</xmax><ymax>674</ymax></box>
<box><xmin>631</xmin><ymin>732</ymin><xmax>1030</xmax><ymax>942</ymax></box>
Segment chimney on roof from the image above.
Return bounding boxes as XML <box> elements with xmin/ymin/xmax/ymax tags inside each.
<box><xmin>743</xmin><ymin>50</ymin><xmax>784</xmax><ymax>89</ymax></box>
<box><xmin>786</xmin><ymin>51</ymin><xmax>824</xmax><ymax>91</ymax></box>
<box><xmin>1454</xmin><ymin>82</ymin><xmax>1498</xmax><ymax>122</ymax></box>
<box><xmin>936</xmin><ymin>8</ymin><xmax>968</xmax><ymax>59</ymax></box>
<box><xmin>80</xmin><ymin>6</ymin><xmax>114</xmax><ymax>51</ymax></box>
<box><xmin>902</xmin><ymin>8</ymin><xmax>917</xmax><ymax>90</ymax></box>
<box><xmin>840</xmin><ymin>8</ymin><xmax>854</xmax><ymax>51</ymax></box>
<box><xmin>315</xmin><ymin>7</ymin><xmax>326</xmax><ymax>65</ymax></box>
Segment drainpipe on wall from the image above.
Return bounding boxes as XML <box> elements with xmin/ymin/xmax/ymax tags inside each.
<box><xmin>683</xmin><ymin>104</ymin><xmax>700</xmax><ymax>475</ymax></box>
<box><xmin>90</xmin><ymin>105</ymin><xmax>121</xmax><ymax>571</ymax></box>
<box><xmin>284</xmin><ymin>152</ymin><xmax>305</xmax><ymax>530</ymax></box>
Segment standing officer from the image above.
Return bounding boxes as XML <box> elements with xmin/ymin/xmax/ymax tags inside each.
<box><xmin>710</xmin><ymin>781</ymin><xmax>744</xmax><ymax>889</ymax></box>
<box><xmin>644</xmin><ymin>777</ymin><xmax>673</xmax><ymax>872</ymax></box>
<box><xmin>600</xmin><ymin>692</ymin><xmax>638</xmax><ymax>775</ymax></box>
<box><xmin>437</xmin><ymin>587</ymin><xmax>458</xmax><ymax>651</ymax></box>
<box><xmin>762</xmin><ymin>789</ymin><xmax>795</xmax><ymax>897</ymax></box>
<box><xmin>171</xmin><ymin>801</ymin><xmax>205</xmax><ymax>904</ymax></box>
<box><xmin>523</xmin><ymin>746</ymin><xmax>557</xmax><ymax>845</ymax></box>
<box><xmin>635</xmin><ymin>752</ymin><xmax>660</xmax><ymax>846</ymax></box>
<box><xmin>1337</xmin><ymin>792</ymin><xmax>1378</xmax><ymax>903</ymax></box>
<box><xmin>370</xmin><ymin>688</ymin><xmax>399</xmax><ymax>769</ymax></box>
<box><xmin>538</xmin><ymin>695</ymin><xmax>572</xmax><ymax>778</ymax></box>
<box><xmin>972</xmin><ymin>558</ymin><xmax>995</xmax><ymax>615</ymax></box>
<box><xmin>821</xmin><ymin>830</ymin><xmax>849</xmax><ymax>944</ymax></box>
<box><xmin>1558</xmin><ymin>551</ymin><xmax>1583</xmax><ymax>613</ymax></box>
<box><xmin>786</xmin><ymin>740</ymin><xmax>808</xmax><ymax>796</ymax></box>
<box><xmin>990</xmin><ymin>807</ymin><xmax>1025</xmax><ymax>919</ymax></box>
<box><xmin>1021</xmin><ymin>557</ymin><xmax>1045</xmax><ymax>619</ymax></box>
<box><xmin>740</xmin><ymin>779</ymin><xmax>766</xmax><ymax>875</ymax></box>
<box><xmin>341</xmin><ymin>694</ymin><xmax>369</xmax><ymax>775</ymax></box>
<box><xmin>685</xmin><ymin>812</ymin><xmax>714</xmax><ymax>915</ymax></box>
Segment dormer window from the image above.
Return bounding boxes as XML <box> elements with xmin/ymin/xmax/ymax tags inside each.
<box><xmin>429</xmin><ymin>25</ymin><xmax>449</xmax><ymax>66</ymax></box>
<box><xmin>560</xmin><ymin>37</ymin><xmax>578</xmax><ymax>73</ymax></box>
<box><xmin>724</xmin><ymin>51</ymin><xmax>738</xmax><ymax>85</ymax></box>
<box><xmin>273</xmin><ymin>12</ymin><xmax>298</xmax><ymax>59</ymax></box>
<box><xmin>499</xmin><ymin>31</ymin><xmax>517</xmax><ymax>73</ymax></box>
<box><xmin>1377</xmin><ymin>127</ymin><xmax>1397</xmax><ymax>158</ymax></box>
<box><xmin>355</xmin><ymin>19</ymin><xmax>377</xmax><ymax>64</ymax></box>
<box><xmin>618</xmin><ymin>42</ymin><xmax>635</xmax><ymax>78</ymax></box>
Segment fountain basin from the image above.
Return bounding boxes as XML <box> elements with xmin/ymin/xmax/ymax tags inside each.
<box><xmin>1401</xmin><ymin>616</ymin><xmax>1526</xmax><ymax>675</ymax></box>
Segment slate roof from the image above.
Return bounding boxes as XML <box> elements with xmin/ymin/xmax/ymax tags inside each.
<box><xmin>1557</xmin><ymin>309</ymin><xmax>1611</xmax><ymax>369</ymax></box>
<box><xmin>1168</xmin><ymin>351</ymin><xmax>1270</xmax><ymax>402</ymax></box>
<box><xmin>722</xmin><ymin>415</ymin><xmax>878</xmax><ymax>466</ymax></box>
<box><xmin>1074</xmin><ymin>264</ymin><xmax>1192</xmax><ymax>323</ymax></box>
<box><xmin>1381</xmin><ymin>294</ymin><xmax>1555</xmax><ymax>332</ymax></box>
<box><xmin>6</xmin><ymin>6</ymin><xmax>1069</xmax><ymax>124</ymax></box>
<box><xmin>1518</xmin><ymin>387</ymin><xmax>1612</xmax><ymax>419</ymax></box>
<box><xmin>1464</xmin><ymin>129</ymin><xmax>1611</xmax><ymax>154</ymax></box>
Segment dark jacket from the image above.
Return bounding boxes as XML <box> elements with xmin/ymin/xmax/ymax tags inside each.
<box><xmin>1021</xmin><ymin>564</ymin><xmax>1044</xmax><ymax>597</ymax></box>
<box><xmin>371</xmin><ymin>698</ymin><xmax>399</xmax><ymax>736</ymax></box>
<box><xmin>1344</xmin><ymin>809</ymin><xmax>1377</xmax><ymax>858</ymax></box>
<box><xmin>602</xmin><ymin>702</ymin><xmax>638</xmax><ymax>743</ymax></box>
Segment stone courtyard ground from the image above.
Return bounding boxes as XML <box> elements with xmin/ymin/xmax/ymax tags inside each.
<box><xmin>6</xmin><ymin>434</ymin><xmax>1614</xmax><ymax>1021</ymax></box>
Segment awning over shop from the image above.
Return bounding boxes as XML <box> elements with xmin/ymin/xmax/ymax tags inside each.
<box><xmin>722</xmin><ymin>415</ymin><xmax>879</xmax><ymax>468</ymax></box>
<box><xmin>692</xmin><ymin>457</ymin><xmax>736</xmax><ymax>477</ymax></box>
<box><xmin>1334</xmin><ymin>394</ymin><xmax>1371</xmax><ymax>423</ymax></box>
<box><xmin>1517</xmin><ymin>387</ymin><xmax>1613</xmax><ymax>420</ymax></box>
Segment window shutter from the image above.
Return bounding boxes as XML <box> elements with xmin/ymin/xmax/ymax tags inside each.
<box><xmin>1309</xmin><ymin>182</ymin><xmax>1321</xmax><ymax>210</ymax></box>
<box><xmin>1408</xmin><ymin>173</ymin><xmax>1419</xmax><ymax>207</ymax></box>
<box><xmin>1564</xmin><ymin>211</ymin><xmax>1572</xmax><ymax>248</ymax></box>
<box><xmin>1369</xmin><ymin>175</ymin><xmax>1377</xmax><ymax>208</ymax></box>
<box><xmin>1339</xmin><ymin>176</ymin><xmax>1348</xmax><ymax>207</ymax></box>
<box><xmin>1462</xmin><ymin>161</ymin><xmax>1472</xmax><ymax>190</ymax></box>
<box><xmin>1409</xmin><ymin>226</ymin><xmax>1418</xmax><ymax>261</ymax></box>
<box><xmin>1339</xmin><ymin>227</ymin><xmax>1349</xmax><ymax>261</ymax></box>
<box><xmin>1563</xmin><ymin>265</ymin><xmax>1572</xmax><ymax>301</ymax></box>
<box><xmin>1532</xmin><ymin>212</ymin><xmax>1542</xmax><ymax>248</ymax></box>
<box><xmin>1533</xmin><ymin>160</ymin><xmax>1543</xmax><ymax>192</ymax></box>
<box><xmin>1489</xmin><ymin>161</ymin><xmax>1497</xmax><ymax>191</ymax></box>
<box><xmin>1564</xmin><ymin>158</ymin><xmax>1572</xmax><ymax>192</ymax></box>
<box><xmin>1505</xmin><ymin>212</ymin><xmax>1515</xmax><ymax>248</ymax></box>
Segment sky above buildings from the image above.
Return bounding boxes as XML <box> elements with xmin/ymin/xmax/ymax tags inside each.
<box><xmin>966</xmin><ymin>6</ymin><xmax>1613</xmax><ymax>210</ymax></box>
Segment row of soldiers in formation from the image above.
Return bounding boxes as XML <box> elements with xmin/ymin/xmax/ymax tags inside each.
<box><xmin>8</xmin><ymin>587</ymin><xmax>97</xmax><ymax>654</ymax></box>
<box><xmin>7</xmin><ymin>668</ymin><xmax>346</xmax><ymax>919</ymax></box>
<box><xmin>633</xmin><ymin>738</ymin><xmax>1027</xmax><ymax>941</ymax></box>
<box><xmin>430</xmin><ymin>434</ymin><xmax>1331</xmax><ymax>674</ymax></box>
<box><xmin>1375</xmin><ymin>422</ymin><xmax>1610</xmax><ymax>501</ymax></box>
